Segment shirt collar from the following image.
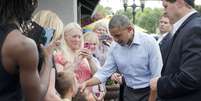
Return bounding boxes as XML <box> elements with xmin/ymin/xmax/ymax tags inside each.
<box><xmin>120</xmin><ymin>31</ymin><xmax>141</xmax><ymax>48</ymax></box>
<box><xmin>172</xmin><ymin>9</ymin><xmax>197</xmax><ymax>35</ymax></box>
<box><xmin>131</xmin><ymin>31</ymin><xmax>141</xmax><ymax>46</ymax></box>
<box><xmin>157</xmin><ymin>32</ymin><xmax>169</xmax><ymax>44</ymax></box>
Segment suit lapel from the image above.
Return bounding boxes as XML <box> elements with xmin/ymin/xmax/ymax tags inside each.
<box><xmin>162</xmin><ymin>13</ymin><xmax>200</xmax><ymax>74</ymax></box>
<box><xmin>159</xmin><ymin>33</ymin><xmax>171</xmax><ymax>46</ymax></box>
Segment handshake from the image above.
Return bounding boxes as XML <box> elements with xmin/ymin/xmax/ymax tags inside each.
<box><xmin>110</xmin><ymin>73</ymin><xmax>123</xmax><ymax>84</ymax></box>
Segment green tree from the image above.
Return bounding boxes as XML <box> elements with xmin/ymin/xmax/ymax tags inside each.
<box><xmin>195</xmin><ymin>5</ymin><xmax>201</xmax><ymax>13</ymax></box>
<box><xmin>135</xmin><ymin>8</ymin><xmax>162</xmax><ymax>34</ymax></box>
<box><xmin>81</xmin><ymin>4</ymin><xmax>113</xmax><ymax>26</ymax></box>
<box><xmin>115</xmin><ymin>8</ymin><xmax>133</xmax><ymax>21</ymax></box>
<box><xmin>95</xmin><ymin>4</ymin><xmax>113</xmax><ymax>17</ymax></box>
<box><xmin>115</xmin><ymin>7</ymin><xmax>162</xmax><ymax>34</ymax></box>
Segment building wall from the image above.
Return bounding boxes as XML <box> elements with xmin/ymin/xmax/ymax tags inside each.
<box><xmin>35</xmin><ymin>0</ymin><xmax>77</xmax><ymax>25</ymax></box>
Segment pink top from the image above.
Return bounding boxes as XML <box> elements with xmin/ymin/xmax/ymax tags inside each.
<box><xmin>54</xmin><ymin>51</ymin><xmax>67</xmax><ymax>66</ymax></box>
<box><xmin>74</xmin><ymin>60</ymin><xmax>92</xmax><ymax>83</ymax></box>
<box><xmin>54</xmin><ymin>51</ymin><xmax>92</xmax><ymax>83</ymax></box>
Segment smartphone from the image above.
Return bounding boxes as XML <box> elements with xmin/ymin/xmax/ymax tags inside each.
<box><xmin>84</xmin><ymin>43</ymin><xmax>91</xmax><ymax>49</ymax></box>
<box><xmin>95</xmin><ymin>92</ymin><xmax>100</xmax><ymax>97</ymax></box>
<box><xmin>44</xmin><ymin>27</ymin><xmax>55</xmax><ymax>46</ymax></box>
<box><xmin>99</xmin><ymin>34</ymin><xmax>111</xmax><ymax>41</ymax></box>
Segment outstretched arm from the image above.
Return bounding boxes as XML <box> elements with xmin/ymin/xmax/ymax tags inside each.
<box><xmin>80</xmin><ymin>77</ymin><xmax>101</xmax><ymax>93</ymax></box>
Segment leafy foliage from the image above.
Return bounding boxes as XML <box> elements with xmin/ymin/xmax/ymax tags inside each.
<box><xmin>135</xmin><ymin>8</ymin><xmax>162</xmax><ymax>34</ymax></box>
<box><xmin>115</xmin><ymin>8</ymin><xmax>133</xmax><ymax>22</ymax></box>
<box><xmin>115</xmin><ymin>7</ymin><xmax>162</xmax><ymax>34</ymax></box>
<box><xmin>95</xmin><ymin>4</ymin><xmax>113</xmax><ymax>16</ymax></box>
<box><xmin>195</xmin><ymin>5</ymin><xmax>201</xmax><ymax>13</ymax></box>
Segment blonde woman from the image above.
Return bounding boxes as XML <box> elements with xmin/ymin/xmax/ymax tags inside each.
<box><xmin>83</xmin><ymin>31</ymin><xmax>106</xmax><ymax>101</ymax></box>
<box><xmin>53</xmin><ymin>23</ymin><xmax>96</xmax><ymax>100</ymax></box>
<box><xmin>93</xmin><ymin>22</ymin><xmax>112</xmax><ymax>66</ymax></box>
<box><xmin>55</xmin><ymin>23</ymin><xmax>97</xmax><ymax>83</ymax></box>
<box><xmin>33</xmin><ymin>10</ymin><xmax>64</xmax><ymax>101</ymax></box>
<box><xmin>93</xmin><ymin>22</ymin><xmax>108</xmax><ymax>37</ymax></box>
<box><xmin>33</xmin><ymin>10</ymin><xmax>64</xmax><ymax>43</ymax></box>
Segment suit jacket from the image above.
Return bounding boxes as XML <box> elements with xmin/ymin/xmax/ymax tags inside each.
<box><xmin>159</xmin><ymin>33</ymin><xmax>172</xmax><ymax>63</ymax></box>
<box><xmin>157</xmin><ymin>12</ymin><xmax>201</xmax><ymax>101</ymax></box>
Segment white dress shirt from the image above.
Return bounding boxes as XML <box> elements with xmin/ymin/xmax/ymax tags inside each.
<box><xmin>172</xmin><ymin>9</ymin><xmax>197</xmax><ymax>35</ymax></box>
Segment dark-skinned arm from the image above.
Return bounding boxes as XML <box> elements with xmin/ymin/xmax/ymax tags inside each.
<box><xmin>13</xmin><ymin>36</ymin><xmax>51</xmax><ymax>101</ymax></box>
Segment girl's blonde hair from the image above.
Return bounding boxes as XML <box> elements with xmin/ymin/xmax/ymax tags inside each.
<box><xmin>60</xmin><ymin>22</ymin><xmax>83</xmax><ymax>63</ymax></box>
<box><xmin>33</xmin><ymin>10</ymin><xmax>64</xmax><ymax>42</ymax></box>
<box><xmin>83</xmin><ymin>31</ymin><xmax>99</xmax><ymax>45</ymax></box>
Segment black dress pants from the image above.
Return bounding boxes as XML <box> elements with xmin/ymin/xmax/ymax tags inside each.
<box><xmin>124</xmin><ymin>86</ymin><xmax>150</xmax><ymax>101</ymax></box>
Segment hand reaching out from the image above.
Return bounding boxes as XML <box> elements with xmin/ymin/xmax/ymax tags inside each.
<box><xmin>150</xmin><ymin>76</ymin><xmax>160</xmax><ymax>91</ymax></box>
<box><xmin>78</xmin><ymin>48</ymin><xmax>92</xmax><ymax>60</ymax></box>
<box><xmin>111</xmin><ymin>73</ymin><xmax>122</xmax><ymax>84</ymax></box>
<box><xmin>40</xmin><ymin>42</ymin><xmax>55</xmax><ymax>60</ymax></box>
<box><xmin>79</xmin><ymin>82</ymin><xmax>87</xmax><ymax>93</ymax></box>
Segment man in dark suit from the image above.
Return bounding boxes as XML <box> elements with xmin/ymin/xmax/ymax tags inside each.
<box><xmin>150</xmin><ymin>0</ymin><xmax>201</xmax><ymax>101</ymax></box>
<box><xmin>158</xmin><ymin>33</ymin><xmax>172</xmax><ymax>63</ymax></box>
<box><xmin>158</xmin><ymin>14</ymin><xmax>172</xmax><ymax>63</ymax></box>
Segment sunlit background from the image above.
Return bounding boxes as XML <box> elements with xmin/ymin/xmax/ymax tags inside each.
<box><xmin>100</xmin><ymin>0</ymin><xmax>201</xmax><ymax>13</ymax></box>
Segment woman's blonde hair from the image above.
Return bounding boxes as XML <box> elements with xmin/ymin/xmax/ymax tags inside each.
<box><xmin>83</xmin><ymin>31</ymin><xmax>99</xmax><ymax>45</ymax></box>
<box><xmin>93</xmin><ymin>22</ymin><xmax>108</xmax><ymax>33</ymax></box>
<box><xmin>60</xmin><ymin>22</ymin><xmax>83</xmax><ymax>63</ymax></box>
<box><xmin>33</xmin><ymin>10</ymin><xmax>64</xmax><ymax>42</ymax></box>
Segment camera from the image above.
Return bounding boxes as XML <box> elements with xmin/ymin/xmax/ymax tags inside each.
<box><xmin>43</xmin><ymin>27</ymin><xmax>55</xmax><ymax>46</ymax></box>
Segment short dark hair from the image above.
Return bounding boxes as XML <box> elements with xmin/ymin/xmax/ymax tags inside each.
<box><xmin>72</xmin><ymin>91</ymin><xmax>88</xmax><ymax>101</ymax></box>
<box><xmin>166</xmin><ymin>0</ymin><xmax>176</xmax><ymax>3</ymax></box>
<box><xmin>109</xmin><ymin>15</ymin><xmax>131</xmax><ymax>30</ymax></box>
<box><xmin>160</xmin><ymin>13</ymin><xmax>169</xmax><ymax>19</ymax></box>
<box><xmin>184</xmin><ymin>0</ymin><xmax>194</xmax><ymax>7</ymax></box>
<box><xmin>55</xmin><ymin>71</ymin><xmax>75</xmax><ymax>99</ymax></box>
<box><xmin>0</xmin><ymin>0</ymin><xmax>38</xmax><ymax>27</ymax></box>
<box><xmin>166</xmin><ymin>0</ymin><xmax>194</xmax><ymax>7</ymax></box>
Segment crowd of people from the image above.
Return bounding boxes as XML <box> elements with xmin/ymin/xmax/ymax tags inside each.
<box><xmin>1</xmin><ymin>0</ymin><xmax>201</xmax><ymax>101</ymax></box>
